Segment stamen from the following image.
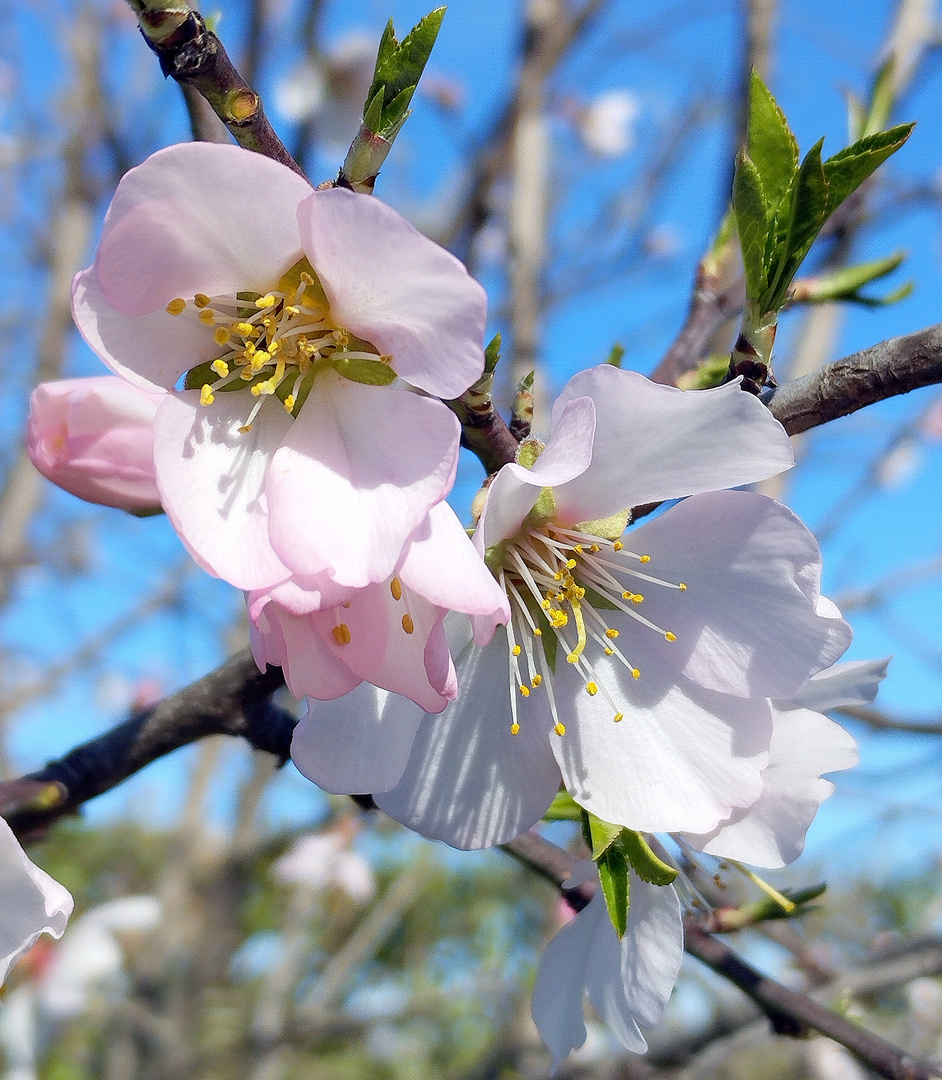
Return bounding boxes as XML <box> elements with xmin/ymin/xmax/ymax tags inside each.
<box><xmin>401</xmin><ymin>614</ymin><xmax>415</xmax><ymax>635</ymax></box>
<box><xmin>166</xmin><ymin>298</ymin><xmax>186</xmax><ymax>315</ymax></box>
<box><xmin>332</xmin><ymin>623</ymin><xmax>351</xmax><ymax>646</ymax></box>
<box><xmin>390</xmin><ymin>577</ymin><xmax>402</xmax><ymax>601</ymax></box>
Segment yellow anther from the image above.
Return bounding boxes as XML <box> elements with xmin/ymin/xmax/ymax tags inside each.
<box><xmin>211</xmin><ymin>359</ymin><xmax>230</xmax><ymax>377</ymax></box>
<box><xmin>300</xmin><ymin>271</ymin><xmax>314</xmax><ymax>285</ymax></box>
<box><xmin>566</xmin><ymin>653</ymin><xmax>578</xmax><ymax>664</ymax></box>
<box><xmin>284</xmin><ymin>395</ymin><xmax>296</xmax><ymax>412</ymax></box>
<box><xmin>401</xmin><ymin>613</ymin><xmax>415</xmax><ymax>635</ymax></box>
<box><xmin>238</xmin><ymin>423</ymin><xmax>253</xmax><ymax>433</ymax></box>
<box><xmin>574</xmin><ymin>544</ymin><xmax>584</xmax><ymax>554</ymax></box>
<box><xmin>512</xmin><ymin>645</ymin><xmax>521</xmax><ymax>656</ymax></box>
<box><xmin>586</xmin><ymin>682</ymin><xmax>599</xmax><ymax>696</ymax></box>
<box><xmin>604</xmin><ymin>647</ymin><xmax>614</xmax><ymax>656</ymax></box>
<box><xmin>235</xmin><ymin>322</ymin><xmax>256</xmax><ymax>337</ymax></box>
<box><xmin>531</xmin><ymin>674</ymin><xmax>542</xmax><ymax>687</ymax></box>
<box><xmin>566</xmin><ymin>558</ymin><xmax>577</xmax><ymax>569</ymax></box>
<box><xmin>250</xmin><ymin>350</ymin><xmax>271</xmax><ymax>371</ymax></box>
<box><xmin>390</xmin><ymin>577</ymin><xmax>403</xmax><ymax>601</ymax></box>
<box><xmin>331</xmin><ymin>623</ymin><xmax>352</xmax><ymax>646</ymax></box>
<box><xmin>631</xmin><ymin>668</ymin><xmax>640</xmax><ymax>679</ymax></box>
<box><xmin>665</xmin><ymin>631</ymin><xmax>676</xmax><ymax>642</ymax></box>
<box><xmin>198</xmin><ymin>309</ymin><xmax>215</xmax><ymax>325</ymax></box>
<box><xmin>256</xmin><ymin>294</ymin><xmax>276</xmax><ymax>308</ymax></box>
<box><xmin>632</xmin><ymin>594</ymin><xmax>644</xmax><ymax>604</ymax></box>
<box><xmin>519</xmin><ymin>685</ymin><xmax>530</xmax><ymax>697</ymax></box>
<box><xmin>640</xmin><ymin>555</ymin><xmax>651</xmax><ymax>563</ymax></box>
<box><xmin>533</xmin><ymin>628</ymin><xmax>542</xmax><ymax>636</ymax></box>
<box><xmin>541</xmin><ymin>599</ymin><xmax>551</xmax><ymax>610</ymax></box>
<box><xmin>166</xmin><ymin>298</ymin><xmax>186</xmax><ymax>315</ymax></box>
<box><xmin>194</xmin><ymin>293</ymin><xmax>211</xmax><ymax>308</ymax></box>
<box><xmin>622</xmin><ymin>591</ymin><xmax>633</xmax><ymax>601</ymax></box>
<box><xmin>612</xmin><ymin>541</ymin><xmax>623</xmax><ymax>551</ymax></box>
<box><xmin>605</xmin><ymin>628</ymin><xmax>619</xmax><ymax>639</ymax></box>
<box><xmin>554</xmin><ymin>571</ymin><xmax>563</xmax><ymax>581</ymax></box>
<box><xmin>213</xmin><ymin>328</ymin><xmax>230</xmax><ymax>346</ymax></box>
<box><xmin>614</xmin><ymin>712</ymin><xmax>624</xmax><ymax>722</ymax></box>
<box><xmin>511</xmin><ymin>723</ymin><xmax>520</xmax><ymax>735</ymax></box>
<box><xmin>554</xmin><ymin>722</ymin><xmax>566</xmax><ymax>736</ymax></box>
<box><xmin>200</xmin><ymin>385</ymin><xmax>215</xmax><ymax>406</ymax></box>
<box><xmin>284</xmin><ymin>305</ymin><xmax>300</xmax><ymax>315</ymax></box>
<box><xmin>679</xmin><ymin>582</ymin><xmax>687</xmax><ymax>591</ymax></box>
<box><xmin>589</xmin><ymin>544</ymin><xmax>600</xmax><ymax>553</ymax></box>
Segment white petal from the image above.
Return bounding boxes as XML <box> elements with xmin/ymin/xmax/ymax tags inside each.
<box><xmin>790</xmin><ymin>657</ymin><xmax>890</xmax><ymax>712</ymax></box>
<box><xmin>375</xmin><ymin>634</ymin><xmax>562</xmax><ymax>848</ymax></box>
<box><xmin>0</xmin><ymin>819</ymin><xmax>72</xmax><ymax>985</ymax></box>
<box><xmin>618</xmin><ymin>490</ymin><xmax>851</xmax><ymax>699</ymax></box>
<box><xmin>154</xmin><ymin>391</ymin><xmax>293</xmax><ymax>591</ymax></box>
<box><xmin>682</xmin><ymin>702</ymin><xmax>858</xmax><ymax>867</ymax></box>
<box><xmin>292</xmin><ymin>685</ymin><xmax>426</xmax><ymax>794</ymax></box>
<box><xmin>615</xmin><ymin>876</ymin><xmax>684</xmax><ymax>1028</ymax></box>
<box><xmin>550</xmin><ymin>368</ymin><xmax>794</xmax><ymax>523</ymax></box>
<box><xmin>552</xmin><ymin>657</ymin><xmax>771</xmax><ymax>833</ymax></box>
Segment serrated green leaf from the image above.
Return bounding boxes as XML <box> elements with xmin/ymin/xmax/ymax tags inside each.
<box><xmin>380</xmin><ymin>85</ymin><xmax>416</xmax><ymax>139</ymax></box>
<box><xmin>366</xmin><ymin>8</ymin><xmax>445</xmax><ymax>119</ymax></box>
<box><xmin>586</xmin><ymin>812</ymin><xmax>623</xmax><ymax>859</ymax></box>
<box><xmin>747</xmin><ymin>71</ymin><xmax>798</xmax><ymax>208</ymax></box>
<box><xmin>732</xmin><ymin>151</ymin><xmax>771</xmax><ymax>302</ymax></box>
<box><xmin>484</xmin><ymin>332</ymin><xmax>502</xmax><ymax>372</ymax></box>
<box><xmin>619</xmin><ymin>830</ymin><xmax>677</xmax><ymax>886</ymax></box>
<box><xmin>793</xmin><ymin>251</ymin><xmax>905</xmax><ymax>304</ymax></box>
<box><xmin>362</xmin><ymin>85</ymin><xmax>385</xmax><ymax>134</ymax></box>
<box><xmin>597</xmin><ymin>844</ymin><xmax>630</xmax><ymax>939</ymax></box>
<box><xmin>822</xmin><ymin>123</ymin><xmax>914</xmax><ymax>217</ymax></box>
<box><xmin>765</xmin><ymin>138</ymin><xmax>827</xmax><ymax>310</ymax></box>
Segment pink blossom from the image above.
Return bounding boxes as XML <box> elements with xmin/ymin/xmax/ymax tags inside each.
<box><xmin>27</xmin><ymin>376</ymin><xmax>162</xmax><ymax>513</ymax></box>
<box><xmin>257</xmin><ymin>501</ymin><xmax>510</xmax><ymax>719</ymax></box>
<box><xmin>72</xmin><ymin>142</ymin><xmax>487</xmax><ymax>592</ymax></box>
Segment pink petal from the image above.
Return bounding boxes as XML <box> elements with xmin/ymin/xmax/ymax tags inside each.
<box><xmin>267</xmin><ymin>373</ymin><xmax>459</xmax><ymax>586</ymax></box>
<box><xmin>73</xmin><ymin>267</ymin><xmax>219</xmax><ymax>392</ymax></box>
<box><xmin>154</xmin><ymin>391</ymin><xmax>293</xmax><ymax>591</ymax></box>
<box><xmin>95</xmin><ymin>143</ymin><xmax>312</xmax><ymax>317</ymax></box>
<box><xmin>298</xmin><ymin>187</ymin><xmax>487</xmax><ymax>398</ymax></box>
<box><xmin>550</xmin><ymin>367</ymin><xmax>794</xmax><ymax>524</ymax></box>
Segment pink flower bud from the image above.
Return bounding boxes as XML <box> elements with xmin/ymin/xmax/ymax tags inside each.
<box><xmin>27</xmin><ymin>376</ymin><xmax>164</xmax><ymax>513</ymax></box>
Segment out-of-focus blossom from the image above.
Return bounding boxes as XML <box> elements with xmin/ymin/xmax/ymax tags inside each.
<box><xmin>273</xmin><ymin>829</ymin><xmax>376</xmax><ymax>903</ymax></box>
<box><xmin>27</xmin><ymin>376</ymin><xmax>162</xmax><ymax>513</ymax></box>
<box><xmin>275</xmin><ymin>32</ymin><xmax>376</xmax><ymax>151</ymax></box>
<box><xmin>531</xmin><ymin>860</ymin><xmax>683</xmax><ymax>1070</ymax></box>
<box><xmin>0</xmin><ymin>819</ymin><xmax>71</xmax><ymax>986</ymax></box>
<box><xmin>340</xmin><ymin>368</ymin><xmax>849</xmax><ymax>848</ymax></box>
<box><xmin>253</xmin><ymin>502</ymin><xmax>509</xmax><ymax>714</ymax></box>
<box><xmin>575</xmin><ymin>89</ymin><xmax>640</xmax><ymax>157</ymax></box>
<box><xmin>72</xmin><ymin>142</ymin><xmax>487</xmax><ymax>595</ymax></box>
<box><xmin>876</xmin><ymin>439</ymin><xmax>921</xmax><ymax>489</ymax></box>
<box><xmin>37</xmin><ymin>895</ymin><xmax>160</xmax><ymax>1020</ymax></box>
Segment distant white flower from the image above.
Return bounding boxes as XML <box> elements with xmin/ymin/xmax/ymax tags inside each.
<box><xmin>531</xmin><ymin>860</ymin><xmax>682</xmax><ymax>1070</ymax></box>
<box><xmin>576</xmin><ymin>89</ymin><xmax>640</xmax><ymax>158</ymax></box>
<box><xmin>273</xmin><ymin>830</ymin><xmax>375</xmax><ymax>903</ymax></box>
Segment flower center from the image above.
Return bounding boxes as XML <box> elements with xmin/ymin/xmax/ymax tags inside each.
<box><xmin>167</xmin><ymin>257</ymin><xmax>395</xmax><ymax>432</ymax></box>
<box><xmin>495</xmin><ymin>523</ymin><xmax>686</xmax><ymax>736</ymax></box>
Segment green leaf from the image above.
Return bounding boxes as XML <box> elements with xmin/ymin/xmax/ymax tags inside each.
<box><xmin>620</xmin><ymin>830</ymin><xmax>677</xmax><ymax>886</ymax></box>
<box><xmin>365</xmin><ymin>8</ymin><xmax>445</xmax><ymax>130</ymax></box>
<box><xmin>331</xmin><ymin>358</ymin><xmax>397</xmax><ymax>385</ymax></box>
<box><xmin>792</xmin><ymin>251</ymin><xmax>906</xmax><ymax>304</ymax></box>
<box><xmin>535</xmin><ymin>605</ymin><xmax>558</xmax><ymax>674</ymax></box>
<box><xmin>862</xmin><ymin>56</ymin><xmax>895</xmax><ymax>138</ymax></box>
<box><xmin>822</xmin><ymin>123</ymin><xmax>914</xmax><ymax>218</ymax></box>
<box><xmin>765</xmin><ymin>138</ymin><xmax>827</xmax><ymax>310</ymax></box>
<box><xmin>362</xmin><ymin>85</ymin><xmax>385</xmax><ymax>134</ymax></box>
<box><xmin>605</xmin><ymin>342</ymin><xmax>625</xmax><ymax>367</ymax></box>
<box><xmin>597</xmin><ymin>843</ymin><xmax>630</xmax><ymax>939</ymax></box>
<box><xmin>585</xmin><ymin>812</ymin><xmax>623</xmax><ymax>859</ymax></box>
<box><xmin>732</xmin><ymin>151</ymin><xmax>771</xmax><ymax>302</ymax></box>
<box><xmin>484</xmin><ymin>332</ymin><xmax>502</xmax><ymax>373</ymax></box>
<box><xmin>543</xmin><ymin>790</ymin><xmax>582</xmax><ymax>821</ymax></box>
<box><xmin>380</xmin><ymin>85</ymin><xmax>417</xmax><ymax>140</ymax></box>
<box><xmin>747</xmin><ymin>71</ymin><xmax>798</xmax><ymax>208</ymax></box>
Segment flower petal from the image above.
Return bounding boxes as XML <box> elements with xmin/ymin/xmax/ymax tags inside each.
<box><xmin>474</xmin><ymin>395</ymin><xmax>597</xmax><ymax>553</ymax></box>
<box><xmin>375</xmin><ymin>633</ymin><xmax>563</xmax><ymax>848</ymax></box>
<box><xmin>298</xmin><ymin>187</ymin><xmax>487</xmax><ymax>398</ymax></box>
<box><xmin>681</xmin><ymin>703</ymin><xmax>859</xmax><ymax>867</ymax></box>
<box><xmin>617</xmin><ymin>490</ymin><xmax>851</xmax><ymax>699</ymax></box>
<box><xmin>73</xmin><ymin>268</ymin><xmax>218</xmax><ymax>393</ymax></box>
<box><xmin>0</xmin><ymin>818</ymin><xmax>72</xmax><ymax>985</ymax></box>
<box><xmin>267</xmin><ymin>374</ymin><xmax>459</xmax><ymax>586</ymax></box>
<box><xmin>791</xmin><ymin>657</ymin><xmax>890</xmax><ymax>712</ymax></box>
<box><xmin>400</xmin><ymin>502</ymin><xmax>510</xmax><ymax>621</ymax></box>
<box><xmin>551</xmin><ymin>657</ymin><xmax>771</xmax><ymax>833</ymax></box>
<box><xmin>154</xmin><ymin>391</ymin><xmax>293</xmax><ymax>591</ymax></box>
<box><xmin>550</xmin><ymin>368</ymin><xmax>794</xmax><ymax>523</ymax></box>
<box><xmin>292</xmin><ymin>685</ymin><xmax>426</xmax><ymax>794</ymax></box>
<box><xmin>95</xmin><ymin>142</ymin><xmax>312</xmax><ymax>317</ymax></box>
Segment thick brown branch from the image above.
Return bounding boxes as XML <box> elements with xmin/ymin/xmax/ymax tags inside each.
<box><xmin>1</xmin><ymin>651</ymin><xmax>289</xmax><ymax>839</ymax></box>
<box><xmin>128</xmin><ymin>1</ymin><xmax>305</xmax><ymax>177</ymax></box>
<box><xmin>764</xmin><ymin>322</ymin><xmax>942</xmax><ymax>435</ymax></box>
